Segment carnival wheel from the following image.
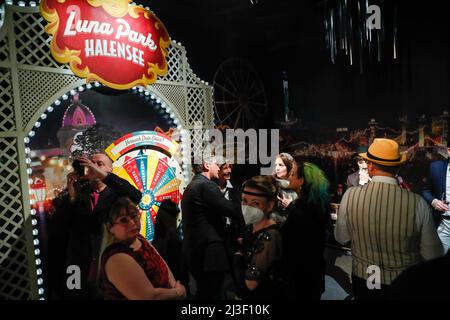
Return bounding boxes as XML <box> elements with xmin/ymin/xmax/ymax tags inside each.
<box><xmin>108</xmin><ymin>131</ymin><xmax>185</xmax><ymax>242</ymax></box>
<box><xmin>213</xmin><ymin>58</ymin><xmax>268</xmax><ymax>129</ymax></box>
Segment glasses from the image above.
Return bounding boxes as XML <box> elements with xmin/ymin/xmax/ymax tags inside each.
<box><xmin>114</xmin><ymin>213</ymin><xmax>141</xmax><ymax>225</ymax></box>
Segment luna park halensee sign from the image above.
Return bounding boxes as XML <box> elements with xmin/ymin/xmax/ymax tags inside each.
<box><xmin>40</xmin><ymin>0</ymin><xmax>170</xmax><ymax>90</ymax></box>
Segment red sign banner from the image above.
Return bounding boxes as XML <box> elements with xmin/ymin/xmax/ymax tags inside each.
<box><xmin>40</xmin><ymin>0</ymin><xmax>170</xmax><ymax>90</ymax></box>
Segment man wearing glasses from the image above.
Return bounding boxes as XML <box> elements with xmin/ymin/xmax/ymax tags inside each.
<box><xmin>346</xmin><ymin>154</ymin><xmax>371</xmax><ymax>188</ymax></box>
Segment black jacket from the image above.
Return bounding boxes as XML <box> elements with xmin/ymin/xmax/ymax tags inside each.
<box><xmin>282</xmin><ymin>197</ymin><xmax>329</xmax><ymax>299</ymax></box>
<box><xmin>389</xmin><ymin>251</ymin><xmax>450</xmax><ymax>299</ymax></box>
<box><xmin>421</xmin><ymin>160</ymin><xmax>448</xmax><ymax>227</ymax></box>
<box><xmin>181</xmin><ymin>174</ymin><xmax>241</xmax><ymax>273</ymax></box>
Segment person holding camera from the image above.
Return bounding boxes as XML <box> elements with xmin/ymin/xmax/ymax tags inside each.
<box><xmin>48</xmin><ymin>153</ymin><xmax>141</xmax><ymax>299</ymax></box>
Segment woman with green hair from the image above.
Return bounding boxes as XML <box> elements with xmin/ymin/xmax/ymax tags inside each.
<box><xmin>282</xmin><ymin>161</ymin><xmax>330</xmax><ymax>300</ymax></box>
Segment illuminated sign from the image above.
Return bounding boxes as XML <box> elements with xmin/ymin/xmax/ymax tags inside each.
<box><xmin>40</xmin><ymin>0</ymin><xmax>170</xmax><ymax>90</ymax></box>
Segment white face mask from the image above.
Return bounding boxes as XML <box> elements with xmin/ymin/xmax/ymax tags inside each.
<box><xmin>241</xmin><ymin>204</ymin><xmax>265</xmax><ymax>225</ymax></box>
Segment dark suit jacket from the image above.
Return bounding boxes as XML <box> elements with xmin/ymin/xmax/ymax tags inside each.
<box><xmin>181</xmin><ymin>174</ymin><xmax>240</xmax><ymax>273</ymax></box>
<box><xmin>346</xmin><ymin>171</ymin><xmax>360</xmax><ymax>188</ymax></box>
<box><xmin>389</xmin><ymin>251</ymin><xmax>450</xmax><ymax>299</ymax></box>
<box><xmin>283</xmin><ymin>197</ymin><xmax>328</xmax><ymax>299</ymax></box>
<box><xmin>421</xmin><ymin>160</ymin><xmax>448</xmax><ymax>227</ymax></box>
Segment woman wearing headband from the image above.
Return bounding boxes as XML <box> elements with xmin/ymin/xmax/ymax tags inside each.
<box><xmin>99</xmin><ymin>197</ymin><xmax>186</xmax><ymax>300</ymax></box>
<box><xmin>234</xmin><ymin>175</ymin><xmax>286</xmax><ymax>300</ymax></box>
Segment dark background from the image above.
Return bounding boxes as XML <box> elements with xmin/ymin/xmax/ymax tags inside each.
<box><xmin>145</xmin><ymin>0</ymin><xmax>449</xmax><ymax>134</ymax></box>
<box><xmin>29</xmin><ymin>90</ymin><xmax>173</xmax><ymax>149</ymax></box>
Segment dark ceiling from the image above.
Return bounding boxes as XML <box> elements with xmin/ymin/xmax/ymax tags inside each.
<box><xmin>24</xmin><ymin>0</ymin><xmax>450</xmax><ymax>132</ymax></box>
<box><xmin>142</xmin><ymin>1</ymin><xmax>448</xmax><ymax>133</ymax></box>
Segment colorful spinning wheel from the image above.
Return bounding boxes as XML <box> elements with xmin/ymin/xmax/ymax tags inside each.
<box><xmin>106</xmin><ymin>131</ymin><xmax>185</xmax><ymax>241</ymax></box>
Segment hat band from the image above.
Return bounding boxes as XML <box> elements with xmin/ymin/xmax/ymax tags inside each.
<box><xmin>242</xmin><ymin>189</ymin><xmax>273</xmax><ymax>198</ymax></box>
<box><xmin>366</xmin><ymin>151</ymin><xmax>401</xmax><ymax>163</ymax></box>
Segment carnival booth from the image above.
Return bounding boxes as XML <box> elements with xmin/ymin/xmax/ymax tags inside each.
<box><xmin>0</xmin><ymin>0</ymin><xmax>214</xmax><ymax>299</ymax></box>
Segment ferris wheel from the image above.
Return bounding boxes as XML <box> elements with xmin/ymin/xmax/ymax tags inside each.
<box><xmin>213</xmin><ymin>58</ymin><xmax>268</xmax><ymax>129</ymax></box>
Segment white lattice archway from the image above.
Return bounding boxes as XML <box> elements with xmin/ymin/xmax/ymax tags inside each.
<box><xmin>0</xmin><ymin>3</ymin><xmax>214</xmax><ymax>300</ymax></box>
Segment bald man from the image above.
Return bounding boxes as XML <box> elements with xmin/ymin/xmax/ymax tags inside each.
<box><xmin>47</xmin><ymin>153</ymin><xmax>141</xmax><ymax>300</ymax></box>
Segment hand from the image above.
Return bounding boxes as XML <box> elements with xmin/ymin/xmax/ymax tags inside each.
<box><xmin>277</xmin><ymin>194</ymin><xmax>293</xmax><ymax>209</ymax></box>
<box><xmin>76</xmin><ymin>156</ymin><xmax>108</xmax><ymax>182</ymax></box>
<box><xmin>66</xmin><ymin>172</ymin><xmax>78</xmax><ymax>201</ymax></box>
<box><xmin>432</xmin><ymin>199</ymin><xmax>450</xmax><ymax>212</ymax></box>
<box><xmin>173</xmin><ymin>281</ymin><xmax>186</xmax><ymax>299</ymax></box>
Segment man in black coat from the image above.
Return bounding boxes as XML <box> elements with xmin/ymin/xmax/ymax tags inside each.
<box><xmin>389</xmin><ymin>250</ymin><xmax>450</xmax><ymax>299</ymax></box>
<box><xmin>47</xmin><ymin>154</ymin><xmax>141</xmax><ymax>299</ymax></box>
<box><xmin>181</xmin><ymin>156</ymin><xmax>241</xmax><ymax>300</ymax></box>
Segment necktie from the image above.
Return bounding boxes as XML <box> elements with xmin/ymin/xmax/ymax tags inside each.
<box><xmin>90</xmin><ymin>191</ymin><xmax>99</xmax><ymax>211</ymax></box>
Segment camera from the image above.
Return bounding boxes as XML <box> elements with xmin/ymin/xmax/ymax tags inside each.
<box><xmin>72</xmin><ymin>159</ymin><xmax>86</xmax><ymax>176</ymax></box>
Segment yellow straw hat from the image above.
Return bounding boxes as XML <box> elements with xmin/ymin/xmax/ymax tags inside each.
<box><xmin>359</xmin><ymin>138</ymin><xmax>406</xmax><ymax>166</ymax></box>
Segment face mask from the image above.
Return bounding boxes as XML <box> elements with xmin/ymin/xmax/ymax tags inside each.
<box><xmin>359</xmin><ymin>170</ymin><xmax>371</xmax><ymax>185</ymax></box>
<box><xmin>241</xmin><ymin>204</ymin><xmax>265</xmax><ymax>225</ymax></box>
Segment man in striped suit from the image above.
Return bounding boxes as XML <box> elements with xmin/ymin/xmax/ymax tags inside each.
<box><xmin>335</xmin><ymin>138</ymin><xmax>443</xmax><ymax>300</ymax></box>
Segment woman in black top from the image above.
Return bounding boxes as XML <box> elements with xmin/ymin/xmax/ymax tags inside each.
<box><xmin>234</xmin><ymin>175</ymin><xmax>285</xmax><ymax>300</ymax></box>
<box><xmin>282</xmin><ymin>161</ymin><xmax>330</xmax><ymax>300</ymax></box>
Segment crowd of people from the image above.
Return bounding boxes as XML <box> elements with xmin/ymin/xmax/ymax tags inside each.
<box><xmin>44</xmin><ymin>137</ymin><xmax>450</xmax><ymax>300</ymax></box>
